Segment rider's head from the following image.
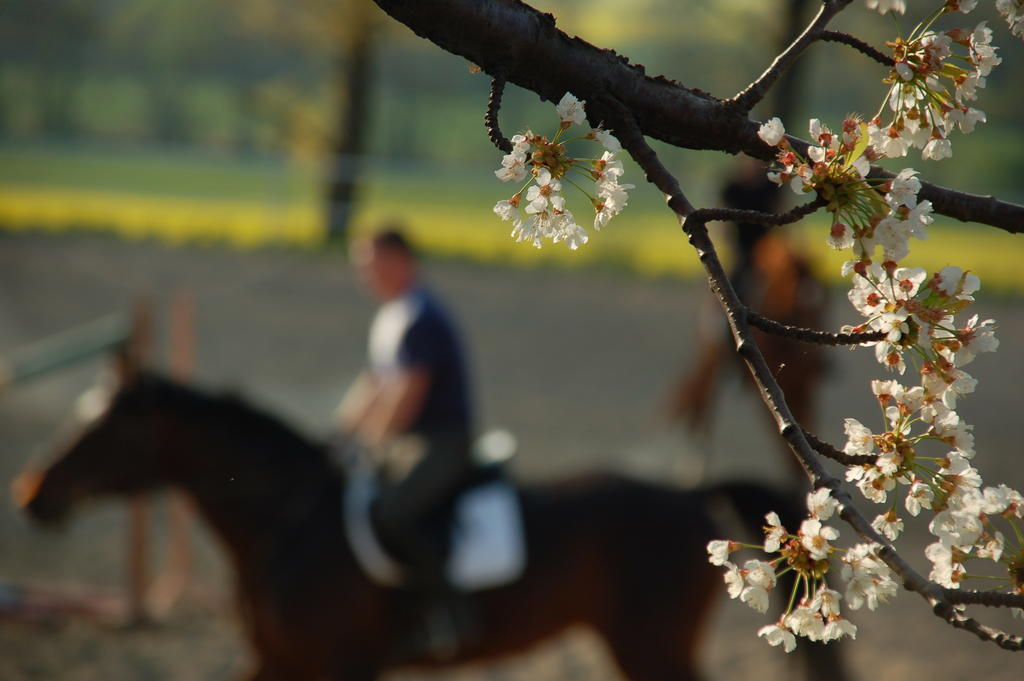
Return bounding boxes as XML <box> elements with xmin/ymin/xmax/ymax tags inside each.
<box><xmin>351</xmin><ymin>227</ymin><xmax>419</xmax><ymax>302</ymax></box>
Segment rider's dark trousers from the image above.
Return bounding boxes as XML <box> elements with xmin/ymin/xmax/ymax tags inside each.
<box><xmin>373</xmin><ymin>430</ymin><xmax>474</xmax><ymax>594</ymax></box>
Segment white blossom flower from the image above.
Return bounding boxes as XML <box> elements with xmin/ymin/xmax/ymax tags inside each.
<box><xmin>509</xmin><ymin>132</ymin><xmax>530</xmax><ymax>151</ymax></box>
<box><xmin>826</xmin><ymin>220</ymin><xmax>856</xmax><ymax>250</ymax></box>
<box><xmin>934</xmin><ymin>266</ymin><xmax>980</xmax><ymax>300</ymax></box>
<box><xmin>811</xmin><ymin>587</ymin><xmax>843</xmax><ymax>618</ymax></box>
<box><xmin>807</xmin><ymin>488</ymin><xmax>839</xmax><ymax>521</ymax></box>
<box><xmin>937</xmin><ymin>315</ymin><xmax>998</xmax><ymax>366</ymax></box>
<box><xmin>942</xmin><ymin>450</ymin><xmax>982</xmax><ymax>484</ymax></box>
<box><xmin>723</xmin><ymin>562</ymin><xmax>744</xmax><ymax>599</ymax></box>
<box><xmin>764</xmin><ymin>511</ymin><xmax>788</xmax><ymax>553</ymax></box>
<box><xmin>707</xmin><ymin>539</ymin><xmax>734</xmax><ymax>566</ymax></box>
<box><xmin>554</xmin><ymin>211</ymin><xmax>589</xmax><ymax>250</ymax></box>
<box><xmin>905</xmin><ymin>479</ymin><xmax>935</xmax><ymax>516</ymax></box>
<box><xmin>976</xmin><ymin>530</ymin><xmax>1005</xmax><ymax>562</ymax></box>
<box><xmin>930</xmin><ymin>506</ymin><xmax>983</xmax><ymax>549</ymax></box>
<box><xmin>941</xmin><ymin>368</ymin><xmax>978</xmax><ymax>409</ymax></box>
<box><xmin>905</xmin><ymin>200</ymin><xmax>933</xmax><ymax>241</ymax></box>
<box><xmin>799</xmin><ymin>518</ymin><xmax>839</xmax><ymax>560</ymax></box>
<box><xmin>758</xmin><ymin>623</ymin><xmax>797</xmax><ymax>652</ymax></box>
<box><xmin>871</xmin><ymin>379</ymin><xmax>904</xmax><ymax>407</ymax></box>
<box><xmin>758</xmin><ymin>117</ymin><xmax>786</xmax><ymax>146</ymax></box>
<box><xmin>871</xmin><ymin>511</ymin><xmax>904</xmax><ymax>541</ymax></box>
<box><xmin>874</xmin><ymin>217</ymin><xmax>911</xmax><ymax>261</ymax></box>
<box><xmin>880</xmin><ymin>129</ymin><xmax>911</xmax><ymax>158</ymax></box>
<box><xmin>593</xmin><ymin>128</ymin><xmax>621</xmax><ymax>152</ymax></box>
<box><xmin>493</xmin><ymin>198</ymin><xmax>519</xmax><ymax>223</ymax></box>
<box><xmin>525</xmin><ymin>168</ymin><xmax>562</xmax><ymax>213</ymax></box>
<box><xmin>785</xmin><ymin>605</ymin><xmax>825</xmax><ymax>641</ymax></box>
<box><xmin>555</xmin><ymin>92</ymin><xmax>586</xmax><ymax>127</ymax></box>
<box><xmin>743</xmin><ymin>559</ymin><xmax>778</xmax><ymax>591</ymax></box>
<box><xmin>495</xmin><ymin>150</ymin><xmax>528</xmax><ymax>182</ymax></box>
<box><xmin>847</xmin><ymin>273</ymin><xmax>884</xmax><ymax>318</ymax></box>
<box><xmin>944</xmin><ymin>107</ymin><xmax>986</xmax><ymax>135</ymax></box>
<box><xmin>822</xmin><ymin>617</ymin><xmax>858</xmax><ymax>642</ymax></box>
<box><xmin>875</xmin><ymin>450</ymin><xmax>902</xmax><ymax>477</ymax></box>
<box><xmin>852</xmin><ymin>465</ymin><xmax>896</xmax><ymax>503</ymax></box>
<box><xmin>925</xmin><ymin>541</ymin><xmax>961</xmax><ymax>587</ymax></box>
<box><xmin>997</xmin><ymin>0</ymin><xmax>1024</xmax><ymax>38</ymax></box>
<box><xmin>887</xmin><ymin>168</ymin><xmax>921</xmax><ymax>209</ymax></box>
<box><xmin>930</xmin><ymin>409</ymin><xmax>975</xmax><ymax>456</ymax></box>
<box><xmin>785</xmin><ymin>609</ymin><xmax>822</xmax><ymax>641</ymax></box>
<box><xmin>922</xmin><ymin>135</ymin><xmax>952</xmax><ymax>160</ymax></box>
<box><xmin>741</xmin><ymin>585</ymin><xmax>771</xmax><ymax>613</ymax></box>
<box><xmin>980</xmin><ymin>485</ymin><xmax>1015</xmax><ymax>515</ymax></box>
<box><xmin>843</xmin><ymin>418</ymin><xmax>875</xmax><ymax>456</ymax></box>
<box><xmin>841</xmin><ymin>543</ymin><xmax>899</xmax><ymax>610</ymax></box>
<box><xmin>892</xmin><ymin>266</ymin><xmax>928</xmax><ymax>300</ymax></box>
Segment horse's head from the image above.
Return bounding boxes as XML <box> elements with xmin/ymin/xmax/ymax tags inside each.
<box><xmin>15</xmin><ymin>371</ymin><xmax>172</xmax><ymax>525</ymax></box>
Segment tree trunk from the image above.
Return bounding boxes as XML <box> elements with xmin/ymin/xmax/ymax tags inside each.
<box><xmin>325</xmin><ymin>11</ymin><xmax>376</xmax><ymax>245</ymax></box>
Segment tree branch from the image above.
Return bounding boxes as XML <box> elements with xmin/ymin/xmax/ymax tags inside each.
<box><xmin>370</xmin><ymin>0</ymin><xmax>1024</xmax><ymax>234</ymax></box>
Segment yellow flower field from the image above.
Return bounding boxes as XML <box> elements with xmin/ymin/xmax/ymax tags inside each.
<box><xmin>2</xmin><ymin>184</ymin><xmax>1022</xmax><ymax>294</ymax></box>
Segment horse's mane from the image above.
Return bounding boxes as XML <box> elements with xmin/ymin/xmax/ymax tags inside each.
<box><xmin>136</xmin><ymin>372</ymin><xmax>332</xmax><ymax>471</ymax></box>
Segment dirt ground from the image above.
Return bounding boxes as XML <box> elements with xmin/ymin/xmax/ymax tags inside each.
<box><xmin>1</xmin><ymin>231</ymin><xmax>1022</xmax><ymax>681</ymax></box>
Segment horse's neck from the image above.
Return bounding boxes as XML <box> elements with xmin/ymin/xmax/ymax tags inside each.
<box><xmin>166</xmin><ymin>415</ymin><xmax>340</xmax><ymax>564</ymax></box>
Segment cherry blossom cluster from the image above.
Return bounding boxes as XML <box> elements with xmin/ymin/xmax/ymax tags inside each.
<box><xmin>707</xmin><ymin>489</ymin><xmax>898</xmax><ymax>652</ymax></box>
<box><xmin>865</xmin><ymin>1</ymin><xmax>1010</xmax><ymax>161</ymax></box>
<box><xmin>492</xmin><ymin>93</ymin><xmax>633</xmax><ymax>250</ymax></box>
<box><xmin>997</xmin><ymin>0</ymin><xmax>1024</xmax><ymax>38</ymax></box>
<box><xmin>758</xmin><ymin>115</ymin><xmax>904</xmax><ymax>255</ymax></box>
<box><xmin>717</xmin><ymin>2</ymin><xmax>1024</xmax><ymax>652</ymax></box>
<box><xmin>838</xmin><ymin>356</ymin><xmax>1024</xmax><ymax>597</ymax></box>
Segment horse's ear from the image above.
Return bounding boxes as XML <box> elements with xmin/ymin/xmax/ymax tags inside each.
<box><xmin>112</xmin><ymin>345</ymin><xmax>141</xmax><ymax>388</ymax></box>
<box><xmin>113</xmin><ymin>298</ymin><xmax>153</xmax><ymax>389</ymax></box>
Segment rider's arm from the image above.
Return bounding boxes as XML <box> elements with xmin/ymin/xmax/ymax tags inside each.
<box><xmin>358</xmin><ymin>367</ymin><xmax>431</xmax><ymax>446</ymax></box>
<box><xmin>335</xmin><ymin>371</ymin><xmax>381</xmax><ymax>433</ymax></box>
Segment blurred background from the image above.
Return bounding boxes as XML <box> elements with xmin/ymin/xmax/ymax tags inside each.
<box><xmin>2</xmin><ymin>1</ymin><xmax>1024</xmax><ymax>679</ymax></box>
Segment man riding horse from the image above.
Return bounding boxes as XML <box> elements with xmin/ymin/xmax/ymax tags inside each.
<box><xmin>336</xmin><ymin>227</ymin><xmax>478</xmax><ymax>656</ymax></box>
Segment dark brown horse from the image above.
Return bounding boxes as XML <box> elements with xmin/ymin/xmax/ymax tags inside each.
<box><xmin>18</xmin><ymin>372</ymin><xmax>837</xmax><ymax>681</ymax></box>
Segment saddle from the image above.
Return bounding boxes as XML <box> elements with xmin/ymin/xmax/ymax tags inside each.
<box><xmin>343</xmin><ymin>462</ymin><xmax>526</xmax><ymax>591</ymax></box>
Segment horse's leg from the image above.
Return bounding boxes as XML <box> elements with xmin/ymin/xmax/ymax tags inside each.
<box><xmin>603</xmin><ymin>625</ymin><xmax>705</xmax><ymax>681</ymax></box>
<box><xmin>238</xmin><ymin>664</ymin><xmax>285</xmax><ymax>681</ymax></box>
<box><xmin>600</xmin><ymin>568</ymin><xmax>717</xmax><ymax>681</ymax></box>
<box><xmin>325</xmin><ymin>661</ymin><xmax>380</xmax><ymax>681</ymax></box>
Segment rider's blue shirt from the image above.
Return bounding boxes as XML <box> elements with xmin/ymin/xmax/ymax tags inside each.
<box><xmin>368</xmin><ymin>285</ymin><xmax>472</xmax><ymax>437</ymax></box>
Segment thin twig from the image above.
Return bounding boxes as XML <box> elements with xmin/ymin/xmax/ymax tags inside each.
<box><xmin>688</xmin><ymin>197</ymin><xmax>827</xmax><ymax>227</ymax></box>
<box><xmin>820</xmin><ymin>30</ymin><xmax>894</xmax><ymax>66</ymax></box>
<box><xmin>748</xmin><ymin>312</ymin><xmax>886</xmax><ymax>346</ymax></box>
<box><xmin>593</xmin><ymin>96</ymin><xmax>696</xmax><ymax>217</ymax></box>
<box><xmin>932</xmin><ymin>599</ymin><xmax>1024</xmax><ymax>651</ymax></box>
<box><xmin>485</xmin><ymin>75</ymin><xmax>513</xmax><ymax>153</ymax></box>
<box><xmin>729</xmin><ymin>0</ymin><xmax>854</xmax><ymax>113</ymax></box>
<box><xmin>943</xmin><ymin>589</ymin><xmax>1024</xmax><ymax>609</ymax></box>
<box><xmin>802</xmin><ymin>429</ymin><xmax>876</xmax><ymax>466</ymax></box>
